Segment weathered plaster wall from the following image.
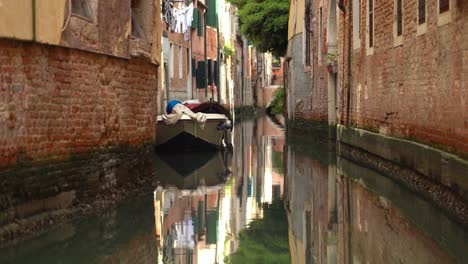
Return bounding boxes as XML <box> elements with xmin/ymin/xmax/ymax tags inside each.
<box><xmin>35</xmin><ymin>0</ymin><xmax>67</xmax><ymax>45</ymax></box>
<box><xmin>0</xmin><ymin>0</ymin><xmax>34</xmax><ymax>41</ymax></box>
<box><xmin>61</xmin><ymin>0</ymin><xmax>130</xmax><ymax>58</ymax></box>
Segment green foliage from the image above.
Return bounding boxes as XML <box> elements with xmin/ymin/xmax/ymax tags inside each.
<box><xmin>267</xmin><ymin>86</ymin><xmax>285</xmax><ymax>115</ymax></box>
<box><xmin>225</xmin><ymin>200</ymin><xmax>290</xmax><ymax>264</ymax></box>
<box><xmin>227</xmin><ymin>0</ymin><xmax>289</xmax><ymax>56</ymax></box>
<box><xmin>224</xmin><ymin>45</ymin><xmax>235</xmax><ymax>59</ymax></box>
<box><xmin>325</xmin><ymin>52</ymin><xmax>338</xmax><ymax>65</ymax></box>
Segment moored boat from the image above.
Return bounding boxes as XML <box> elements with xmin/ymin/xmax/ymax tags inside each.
<box><xmin>156</xmin><ymin>100</ymin><xmax>232</xmax><ymax>151</ymax></box>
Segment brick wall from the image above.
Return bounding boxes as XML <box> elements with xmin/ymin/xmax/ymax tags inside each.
<box><xmin>338</xmin><ymin>0</ymin><xmax>468</xmax><ymax>155</ymax></box>
<box><xmin>0</xmin><ymin>40</ymin><xmax>158</xmax><ymax>168</ymax></box>
<box><xmin>286</xmin><ymin>0</ymin><xmax>330</xmax><ymax>123</ymax></box>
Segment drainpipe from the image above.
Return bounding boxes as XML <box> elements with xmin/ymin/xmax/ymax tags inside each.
<box><xmin>241</xmin><ymin>39</ymin><xmax>244</xmax><ymax>107</ymax></box>
<box><xmin>204</xmin><ymin>11</ymin><xmax>208</xmax><ymax>98</ymax></box>
<box><xmin>216</xmin><ymin>22</ymin><xmax>221</xmax><ymax>103</ymax></box>
<box><xmin>345</xmin><ymin>0</ymin><xmax>352</xmax><ymax>126</ymax></box>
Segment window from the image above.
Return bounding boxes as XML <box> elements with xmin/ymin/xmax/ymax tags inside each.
<box><xmin>418</xmin><ymin>0</ymin><xmax>426</xmax><ymax>25</ymax></box>
<box><xmin>186</xmin><ymin>48</ymin><xmax>190</xmax><ymax>77</ymax></box>
<box><xmin>367</xmin><ymin>0</ymin><xmax>374</xmax><ymax>53</ymax></box>
<box><xmin>439</xmin><ymin>0</ymin><xmax>449</xmax><ymax>14</ymax></box>
<box><xmin>396</xmin><ymin>0</ymin><xmax>402</xmax><ymax>37</ymax></box>
<box><xmin>306</xmin><ymin>211</ymin><xmax>312</xmax><ymax>264</ymax></box>
<box><xmin>71</xmin><ymin>0</ymin><xmax>93</xmax><ymax>20</ymax></box>
<box><xmin>318</xmin><ymin>7</ymin><xmax>323</xmax><ymax>63</ymax></box>
<box><xmin>206</xmin><ymin>0</ymin><xmax>218</xmax><ymax>27</ymax></box>
<box><xmin>169</xmin><ymin>44</ymin><xmax>174</xmax><ymax>79</ymax></box>
<box><xmin>179</xmin><ymin>47</ymin><xmax>183</xmax><ymax>79</ymax></box>
<box><xmin>417</xmin><ymin>0</ymin><xmax>427</xmax><ymax>35</ymax></box>
<box><xmin>353</xmin><ymin>0</ymin><xmax>361</xmax><ymax>49</ymax></box>
<box><xmin>191</xmin><ymin>10</ymin><xmax>204</xmax><ymax>37</ymax></box>
<box><xmin>304</xmin><ymin>0</ymin><xmax>312</xmax><ymax>66</ymax></box>
<box><xmin>438</xmin><ymin>0</ymin><xmax>451</xmax><ymax>25</ymax></box>
<box><xmin>394</xmin><ymin>0</ymin><xmax>403</xmax><ymax>46</ymax></box>
<box><xmin>131</xmin><ymin>0</ymin><xmax>146</xmax><ymax>39</ymax></box>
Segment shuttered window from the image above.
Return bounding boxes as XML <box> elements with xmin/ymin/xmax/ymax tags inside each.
<box><xmin>207</xmin><ymin>59</ymin><xmax>213</xmax><ymax>84</ymax></box>
<box><xmin>191</xmin><ymin>9</ymin><xmax>203</xmax><ymax>36</ymax></box>
<box><xmin>196</xmin><ymin>61</ymin><xmax>206</xmax><ymax>89</ymax></box>
<box><xmin>192</xmin><ymin>59</ymin><xmax>196</xmax><ymax>77</ymax></box>
<box><xmin>214</xmin><ymin>61</ymin><xmax>219</xmax><ymax>87</ymax></box>
<box><xmin>206</xmin><ymin>0</ymin><xmax>218</xmax><ymax>28</ymax></box>
<box><xmin>197</xmin><ymin>10</ymin><xmax>203</xmax><ymax>36</ymax></box>
<box><xmin>191</xmin><ymin>9</ymin><xmax>198</xmax><ymax>28</ymax></box>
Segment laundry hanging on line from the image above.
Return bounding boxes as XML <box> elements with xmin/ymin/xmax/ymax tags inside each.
<box><xmin>174</xmin><ymin>3</ymin><xmax>194</xmax><ymax>40</ymax></box>
<box><xmin>163</xmin><ymin>2</ymin><xmax>194</xmax><ymax>40</ymax></box>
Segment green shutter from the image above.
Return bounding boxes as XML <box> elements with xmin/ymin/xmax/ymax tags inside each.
<box><xmin>197</xmin><ymin>201</ymin><xmax>203</xmax><ymax>235</ymax></box>
<box><xmin>192</xmin><ymin>9</ymin><xmax>203</xmax><ymax>36</ymax></box>
<box><xmin>206</xmin><ymin>0</ymin><xmax>218</xmax><ymax>28</ymax></box>
<box><xmin>192</xmin><ymin>59</ymin><xmax>196</xmax><ymax>77</ymax></box>
<box><xmin>196</xmin><ymin>60</ymin><xmax>206</xmax><ymax>89</ymax></box>
<box><xmin>207</xmin><ymin>59</ymin><xmax>213</xmax><ymax>84</ymax></box>
<box><xmin>214</xmin><ymin>61</ymin><xmax>219</xmax><ymax>87</ymax></box>
<box><xmin>191</xmin><ymin>9</ymin><xmax>198</xmax><ymax>29</ymax></box>
<box><xmin>205</xmin><ymin>210</ymin><xmax>219</xmax><ymax>245</ymax></box>
<box><xmin>192</xmin><ymin>209</ymin><xmax>198</xmax><ymax>234</ymax></box>
<box><xmin>197</xmin><ymin>10</ymin><xmax>203</xmax><ymax>36</ymax></box>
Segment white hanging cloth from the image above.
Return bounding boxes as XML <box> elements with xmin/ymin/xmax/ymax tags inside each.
<box><xmin>172</xmin><ymin>3</ymin><xmax>194</xmax><ymax>37</ymax></box>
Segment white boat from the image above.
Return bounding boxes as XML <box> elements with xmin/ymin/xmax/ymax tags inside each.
<box><xmin>156</xmin><ymin>113</ymin><xmax>229</xmax><ymax>151</ymax></box>
<box><xmin>156</xmin><ymin>101</ymin><xmax>232</xmax><ymax>151</ymax></box>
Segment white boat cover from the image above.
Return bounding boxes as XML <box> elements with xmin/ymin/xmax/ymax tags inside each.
<box><xmin>162</xmin><ymin>104</ymin><xmax>207</xmax><ymax>129</ymax></box>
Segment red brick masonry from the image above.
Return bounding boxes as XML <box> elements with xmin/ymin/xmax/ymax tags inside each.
<box><xmin>0</xmin><ymin>40</ymin><xmax>158</xmax><ymax>168</ymax></box>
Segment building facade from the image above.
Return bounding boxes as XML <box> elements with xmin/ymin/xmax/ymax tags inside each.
<box><xmin>0</xmin><ymin>0</ymin><xmax>161</xmax><ymax>241</ymax></box>
<box><xmin>286</xmin><ymin>0</ymin><xmax>467</xmax><ymax>209</ymax></box>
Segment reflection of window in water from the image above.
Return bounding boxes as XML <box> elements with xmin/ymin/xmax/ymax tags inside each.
<box><xmin>306</xmin><ymin>210</ymin><xmax>312</xmax><ymax>264</ymax></box>
<box><xmin>273</xmin><ymin>185</ymin><xmax>281</xmax><ymax>200</ymax></box>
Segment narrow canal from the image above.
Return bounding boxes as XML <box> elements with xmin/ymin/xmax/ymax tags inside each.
<box><xmin>0</xmin><ymin>115</ymin><xmax>466</xmax><ymax>263</ymax></box>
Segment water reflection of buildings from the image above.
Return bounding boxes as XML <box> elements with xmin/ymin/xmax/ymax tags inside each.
<box><xmin>153</xmin><ymin>149</ymin><xmax>230</xmax><ymax>264</ymax></box>
<box><xmin>154</xmin><ymin>185</ymin><xmax>222</xmax><ymax>264</ymax></box>
<box><xmin>285</xmin><ymin>134</ymin><xmax>467</xmax><ymax>264</ymax></box>
<box><xmin>230</xmin><ymin>115</ymin><xmax>286</xmax><ymax>252</ymax></box>
<box><xmin>152</xmin><ymin>115</ymin><xmax>286</xmax><ymax>263</ymax></box>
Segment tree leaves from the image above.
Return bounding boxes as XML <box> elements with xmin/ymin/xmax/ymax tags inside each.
<box><xmin>228</xmin><ymin>0</ymin><xmax>289</xmax><ymax>56</ymax></box>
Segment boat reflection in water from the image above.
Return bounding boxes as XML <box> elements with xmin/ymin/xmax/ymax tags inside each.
<box><xmin>152</xmin><ymin>115</ymin><xmax>287</xmax><ymax>264</ymax></box>
<box><xmin>152</xmin><ymin>149</ymin><xmax>232</xmax><ymax>264</ymax></box>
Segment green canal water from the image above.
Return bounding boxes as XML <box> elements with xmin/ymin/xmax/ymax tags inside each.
<box><xmin>0</xmin><ymin>116</ymin><xmax>466</xmax><ymax>263</ymax></box>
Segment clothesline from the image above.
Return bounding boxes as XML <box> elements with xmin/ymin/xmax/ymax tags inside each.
<box><xmin>162</xmin><ymin>0</ymin><xmax>194</xmax><ymax>40</ymax></box>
